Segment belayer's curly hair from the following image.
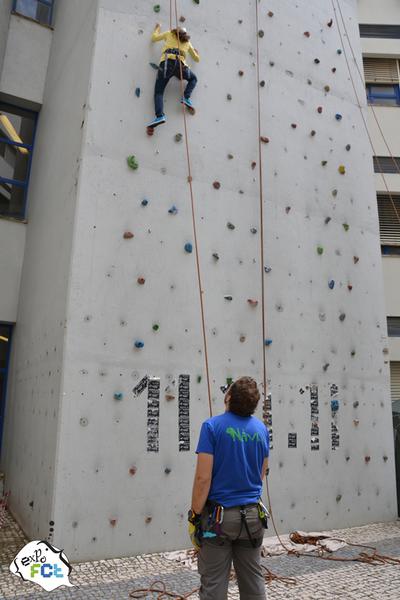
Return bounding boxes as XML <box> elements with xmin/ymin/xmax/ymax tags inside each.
<box><xmin>171</xmin><ymin>27</ymin><xmax>191</xmax><ymax>43</ymax></box>
<box><xmin>228</xmin><ymin>376</ymin><xmax>260</xmax><ymax>417</ymax></box>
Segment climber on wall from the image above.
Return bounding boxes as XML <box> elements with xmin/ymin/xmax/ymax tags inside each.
<box><xmin>147</xmin><ymin>23</ymin><xmax>200</xmax><ymax>129</ymax></box>
<box><xmin>188</xmin><ymin>377</ymin><xmax>270</xmax><ymax>600</ymax></box>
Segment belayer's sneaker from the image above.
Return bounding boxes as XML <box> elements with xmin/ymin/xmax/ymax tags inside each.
<box><xmin>147</xmin><ymin>115</ymin><xmax>166</xmax><ymax>128</ymax></box>
<box><xmin>180</xmin><ymin>97</ymin><xmax>194</xmax><ymax>109</ymax></box>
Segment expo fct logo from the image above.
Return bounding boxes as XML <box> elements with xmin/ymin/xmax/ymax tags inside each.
<box><xmin>10</xmin><ymin>540</ymin><xmax>74</xmax><ymax>592</ymax></box>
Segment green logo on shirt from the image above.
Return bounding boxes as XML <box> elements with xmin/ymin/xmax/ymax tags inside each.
<box><xmin>226</xmin><ymin>427</ymin><xmax>261</xmax><ymax>443</ymax></box>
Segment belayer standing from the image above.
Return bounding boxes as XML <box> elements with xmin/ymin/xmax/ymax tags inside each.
<box><xmin>188</xmin><ymin>377</ymin><xmax>270</xmax><ymax>600</ymax></box>
<box><xmin>148</xmin><ymin>23</ymin><xmax>200</xmax><ymax>129</ymax></box>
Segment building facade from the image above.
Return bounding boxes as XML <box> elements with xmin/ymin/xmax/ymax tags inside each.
<box><xmin>0</xmin><ymin>0</ymin><xmax>398</xmax><ymax>561</ymax></box>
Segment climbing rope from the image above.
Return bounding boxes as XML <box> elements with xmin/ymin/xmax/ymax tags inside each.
<box><xmin>172</xmin><ymin>0</ymin><xmax>213</xmax><ymax>418</ymax></box>
<box><xmin>129</xmin><ymin>579</ymin><xmax>198</xmax><ymax>599</ymax></box>
<box><xmin>332</xmin><ymin>0</ymin><xmax>400</xmax><ymax>225</ymax></box>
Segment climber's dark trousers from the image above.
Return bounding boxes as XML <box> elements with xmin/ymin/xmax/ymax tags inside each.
<box><xmin>154</xmin><ymin>59</ymin><xmax>198</xmax><ymax>117</ymax></box>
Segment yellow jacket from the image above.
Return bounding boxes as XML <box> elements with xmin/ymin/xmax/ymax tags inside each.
<box><xmin>151</xmin><ymin>27</ymin><xmax>200</xmax><ymax>66</ymax></box>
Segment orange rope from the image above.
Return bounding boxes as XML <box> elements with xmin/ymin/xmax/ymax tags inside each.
<box><xmin>332</xmin><ymin>0</ymin><xmax>400</xmax><ymax>225</ymax></box>
<box><xmin>172</xmin><ymin>0</ymin><xmax>213</xmax><ymax>418</ymax></box>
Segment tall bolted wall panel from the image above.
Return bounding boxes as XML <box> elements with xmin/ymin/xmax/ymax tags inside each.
<box><xmin>4</xmin><ymin>0</ymin><xmax>398</xmax><ymax>561</ymax></box>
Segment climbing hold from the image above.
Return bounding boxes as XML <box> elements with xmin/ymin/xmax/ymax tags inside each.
<box><xmin>331</xmin><ymin>399</ymin><xmax>339</xmax><ymax>411</ymax></box>
<box><xmin>267</xmin><ymin>10</ymin><xmax>274</xmax><ymax>17</ymax></box>
<box><xmin>149</xmin><ymin>62</ymin><xmax>159</xmax><ymax>70</ymax></box>
<box><xmin>347</xmin><ymin>283</ymin><xmax>353</xmax><ymax>291</ymax></box>
<box><xmin>153</xmin><ymin>4</ymin><xmax>160</xmax><ymax>12</ymax></box>
<box><xmin>324</xmin><ymin>85</ymin><xmax>330</xmax><ymax>92</ymax></box>
<box><xmin>251</xmin><ymin>161</ymin><xmax>257</xmax><ymax>170</ymax></box>
<box><xmin>135</xmin><ymin>87</ymin><xmax>141</xmax><ymax>98</ymax></box>
<box><xmin>212</xmin><ymin>252</ymin><xmax>220</xmax><ymax>261</ymax></box>
<box><xmin>323</xmin><ymin>363</ymin><xmax>330</xmax><ymax>372</ymax></box>
<box><xmin>342</xmin><ymin>223</ymin><xmax>349</xmax><ymax>231</ymax></box>
<box><xmin>291</xmin><ymin>123</ymin><xmax>297</xmax><ymax>129</ymax></box>
<box><xmin>141</xmin><ymin>198</ymin><xmax>149</xmax><ymax>206</ymax></box>
<box><xmin>258</xmin><ymin>30</ymin><xmax>264</xmax><ymax>38</ymax></box>
<box><xmin>325</xmin><ymin>217</ymin><xmax>331</xmax><ymax>224</ymax></box>
<box><xmin>239</xmin><ymin>335</ymin><xmax>246</xmax><ymax>343</ymax></box>
<box><xmin>197</xmin><ymin>375</ymin><xmax>202</xmax><ymax>383</ymax></box>
<box><xmin>317</xmin><ymin>106</ymin><xmax>323</xmax><ymax>114</ymax></box>
<box><xmin>127</xmin><ymin>155</ymin><xmax>139</xmax><ymax>170</ymax></box>
<box><xmin>285</xmin><ymin>206</ymin><xmax>291</xmax><ymax>213</ymax></box>
<box><xmin>238</xmin><ymin>69</ymin><xmax>244</xmax><ymax>76</ymax></box>
<box><xmin>365</xmin><ymin>456</ymin><xmax>371</xmax><ymax>463</ymax></box>
<box><xmin>123</xmin><ymin>231</ymin><xmax>134</xmax><ymax>239</ymax></box>
<box><xmin>227</xmin><ymin>153</ymin><xmax>234</xmax><ymax>159</ymax></box>
<box><xmin>269</xmin><ymin>61</ymin><xmax>275</xmax><ymax>67</ymax></box>
<box><xmin>260</xmin><ymin>136</ymin><xmax>269</xmax><ymax>143</ymax></box>
<box><xmin>345</xmin><ymin>144</ymin><xmax>351</xmax><ymax>151</ymax></box>
<box><xmin>226</xmin><ymin>377</ymin><xmax>233</xmax><ymax>385</ymax></box>
<box><xmin>383</xmin><ymin>455</ymin><xmax>388</xmax><ymax>462</ymax></box>
<box><xmin>213</xmin><ymin>181</ymin><xmax>221</xmax><ymax>189</ymax></box>
<box><xmin>247</xmin><ymin>299</ymin><xmax>258</xmax><ymax>307</ymax></box>
<box><xmin>319</xmin><ymin>313</ymin><xmax>326</xmax><ymax>321</ymax></box>
<box><xmin>336</xmin><ymin>495</ymin><xmax>342</xmax><ymax>503</ymax></box>
<box><xmin>184</xmin><ymin>242</ymin><xmax>193</xmax><ymax>253</ymax></box>
<box><xmin>264</xmin><ymin>339</ymin><xmax>273</xmax><ymax>346</ymax></box>
<box><xmin>338</xmin><ymin>165</ymin><xmax>346</xmax><ymax>174</ymax></box>
<box><xmin>152</xmin><ymin>324</ymin><xmax>160</xmax><ymax>332</ymax></box>
<box><xmin>179</xmin><ymin>15</ymin><xmax>186</xmax><ymax>22</ymax></box>
<box><xmin>321</xmin><ymin>160</ymin><xmax>327</xmax><ymax>166</ymax></box>
<box><xmin>175</xmin><ymin>133</ymin><xmax>183</xmax><ymax>142</ymax></box>
<box><xmin>264</xmin><ymin>266</ymin><xmax>272</xmax><ymax>273</ymax></box>
<box><xmin>337</xmin><ymin>49</ymin><xmax>342</xmax><ymax>55</ymax></box>
<box><xmin>193</xmin><ymin>0</ymin><xmax>199</xmax><ymax>4</ymax></box>
<box><xmin>145</xmin><ymin>517</ymin><xmax>152</xmax><ymax>524</ymax></box>
<box><xmin>165</xmin><ymin>394</ymin><xmax>175</xmax><ymax>401</ymax></box>
<box><xmin>168</xmin><ymin>205</ymin><xmax>178</xmax><ymax>215</ymax></box>
<box><xmin>80</xmin><ymin>417</ymin><xmax>88</xmax><ymax>427</ymax></box>
<box><xmin>250</xmin><ymin>227</ymin><xmax>257</xmax><ymax>234</ymax></box>
<box><xmin>224</xmin><ymin>295</ymin><xmax>233</xmax><ymax>301</ymax></box>
<box><xmin>303</xmin><ymin>31</ymin><xmax>310</xmax><ymax>37</ymax></box>
<box><xmin>129</xmin><ymin>467</ymin><xmax>137</xmax><ymax>476</ymax></box>
<box><xmin>353</xmin><ymin>256</ymin><xmax>359</xmax><ymax>264</ymax></box>
<box><xmin>227</xmin><ymin>93</ymin><xmax>232</xmax><ymax>101</ymax></box>
<box><xmin>317</xmin><ymin>246</ymin><xmax>324</xmax><ymax>255</ymax></box>
<box><xmin>113</xmin><ymin>392</ymin><xmax>124</xmax><ymax>401</ymax></box>
<box><xmin>314</xmin><ymin>58</ymin><xmax>320</xmax><ymax>64</ymax></box>
<box><xmin>260</xmin><ymin>80</ymin><xmax>265</xmax><ymax>87</ymax></box>
<box><xmin>137</xmin><ymin>277</ymin><xmax>146</xmax><ymax>285</ymax></box>
<box><xmin>339</xmin><ymin>313</ymin><xmax>346</xmax><ymax>321</ymax></box>
<box><xmin>164</xmin><ymin>467</ymin><xmax>171</xmax><ymax>475</ymax></box>
<box><xmin>332</xmin><ymin>67</ymin><xmax>337</xmax><ymax>73</ymax></box>
<box><xmin>227</xmin><ymin>222</ymin><xmax>235</xmax><ymax>230</ymax></box>
<box><xmin>332</xmin><ymin>189</ymin><xmax>338</xmax><ymax>197</ymax></box>
<box><xmin>350</xmin><ymin>350</ymin><xmax>356</xmax><ymax>357</ymax></box>
<box><xmin>327</xmin><ymin>18</ymin><xmax>333</xmax><ymax>27</ymax></box>
<box><xmin>310</xmin><ymin>130</ymin><xmax>316</xmax><ymax>137</ymax></box>
<box><xmin>134</xmin><ymin>340</ymin><xmax>144</xmax><ymax>349</ymax></box>
<box><xmin>110</xmin><ymin>519</ymin><xmax>117</xmax><ymax>527</ymax></box>
<box><xmin>335</xmin><ymin>113</ymin><xmax>342</xmax><ymax>121</ymax></box>
<box><xmin>307</xmin><ymin>79</ymin><xmax>312</xmax><ymax>85</ymax></box>
<box><xmin>328</xmin><ymin>280</ymin><xmax>335</xmax><ymax>289</ymax></box>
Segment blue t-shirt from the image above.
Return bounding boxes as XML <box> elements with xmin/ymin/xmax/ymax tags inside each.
<box><xmin>196</xmin><ymin>411</ymin><xmax>269</xmax><ymax>508</ymax></box>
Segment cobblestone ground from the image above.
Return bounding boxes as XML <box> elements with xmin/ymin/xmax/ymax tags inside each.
<box><xmin>1</xmin><ymin>512</ymin><xmax>399</xmax><ymax>599</ymax></box>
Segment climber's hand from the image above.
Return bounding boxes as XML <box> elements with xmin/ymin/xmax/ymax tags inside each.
<box><xmin>155</xmin><ymin>23</ymin><xmax>161</xmax><ymax>29</ymax></box>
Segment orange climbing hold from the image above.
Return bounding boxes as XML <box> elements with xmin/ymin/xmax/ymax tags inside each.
<box><xmin>123</xmin><ymin>231</ymin><xmax>134</xmax><ymax>239</ymax></box>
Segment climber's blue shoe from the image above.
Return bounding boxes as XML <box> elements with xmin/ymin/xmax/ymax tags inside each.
<box><xmin>147</xmin><ymin>115</ymin><xmax>166</xmax><ymax>129</ymax></box>
<box><xmin>180</xmin><ymin>97</ymin><xmax>195</xmax><ymax>113</ymax></box>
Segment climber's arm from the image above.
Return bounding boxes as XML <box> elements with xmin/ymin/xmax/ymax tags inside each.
<box><xmin>152</xmin><ymin>24</ymin><xmax>168</xmax><ymax>42</ymax></box>
<box><xmin>188</xmin><ymin>43</ymin><xmax>200</xmax><ymax>62</ymax></box>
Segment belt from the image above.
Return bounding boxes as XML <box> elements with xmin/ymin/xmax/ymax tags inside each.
<box><xmin>206</xmin><ymin>500</ymin><xmax>258</xmax><ymax>510</ymax></box>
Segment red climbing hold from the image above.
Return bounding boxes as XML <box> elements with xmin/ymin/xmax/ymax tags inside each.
<box><xmin>303</xmin><ymin>31</ymin><xmax>310</xmax><ymax>37</ymax></box>
<box><xmin>260</xmin><ymin>136</ymin><xmax>269</xmax><ymax>143</ymax></box>
<box><xmin>247</xmin><ymin>299</ymin><xmax>258</xmax><ymax>307</ymax></box>
<box><xmin>317</xmin><ymin>106</ymin><xmax>323</xmax><ymax>113</ymax></box>
<box><xmin>347</xmin><ymin>284</ymin><xmax>353</xmax><ymax>291</ymax></box>
<box><xmin>123</xmin><ymin>231</ymin><xmax>134</xmax><ymax>239</ymax></box>
<box><xmin>129</xmin><ymin>467</ymin><xmax>137</xmax><ymax>476</ymax></box>
<box><xmin>251</xmin><ymin>161</ymin><xmax>257</xmax><ymax>170</ymax></box>
<box><xmin>213</xmin><ymin>181</ymin><xmax>221</xmax><ymax>189</ymax></box>
<box><xmin>137</xmin><ymin>277</ymin><xmax>146</xmax><ymax>285</ymax></box>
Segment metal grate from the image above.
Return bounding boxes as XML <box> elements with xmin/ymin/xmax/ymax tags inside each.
<box><xmin>377</xmin><ymin>194</ymin><xmax>400</xmax><ymax>245</ymax></box>
<box><xmin>374</xmin><ymin>156</ymin><xmax>400</xmax><ymax>173</ymax></box>
<box><xmin>363</xmin><ymin>58</ymin><xmax>399</xmax><ymax>83</ymax></box>
<box><xmin>390</xmin><ymin>362</ymin><xmax>400</xmax><ymax>403</ymax></box>
<box><xmin>360</xmin><ymin>24</ymin><xmax>400</xmax><ymax>39</ymax></box>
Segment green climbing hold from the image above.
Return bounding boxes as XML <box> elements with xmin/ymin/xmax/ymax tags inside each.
<box><xmin>317</xmin><ymin>246</ymin><xmax>324</xmax><ymax>255</ymax></box>
<box><xmin>321</xmin><ymin>160</ymin><xmax>328</xmax><ymax>166</ymax></box>
<box><xmin>342</xmin><ymin>223</ymin><xmax>349</xmax><ymax>231</ymax></box>
<box><xmin>193</xmin><ymin>0</ymin><xmax>200</xmax><ymax>3</ymax></box>
<box><xmin>197</xmin><ymin>375</ymin><xmax>202</xmax><ymax>383</ymax></box>
<box><xmin>152</xmin><ymin>324</ymin><xmax>160</xmax><ymax>331</ymax></box>
<box><xmin>153</xmin><ymin>4</ymin><xmax>161</xmax><ymax>13</ymax></box>
<box><xmin>226</xmin><ymin>377</ymin><xmax>233</xmax><ymax>385</ymax></box>
<box><xmin>127</xmin><ymin>155</ymin><xmax>139</xmax><ymax>170</ymax></box>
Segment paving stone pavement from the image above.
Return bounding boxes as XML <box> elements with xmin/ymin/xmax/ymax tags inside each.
<box><xmin>1</xmin><ymin>512</ymin><xmax>399</xmax><ymax>599</ymax></box>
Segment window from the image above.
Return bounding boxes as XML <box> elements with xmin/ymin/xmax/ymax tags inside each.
<box><xmin>360</xmin><ymin>24</ymin><xmax>400</xmax><ymax>39</ymax></box>
<box><xmin>0</xmin><ymin>324</ymin><xmax>12</xmax><ymax>456</ymax></box>
<box><xmin>391</xmin><ymin>362</ymin><xmax>400</xmax><ymax>403</ymax></box>
<box><xmin>374</xmin><ymin>156</ymin><xmax>400</xmax><ymax>173</ymax></box>
<box><xmin>364</xmin><ymin>58</ymin><xmax>400</xmax><ymax>106</ymax></box>
<box><xmin>0</xmin><ymin>103</ymin><xmax>37</xmax><ymax>219</ymax></box>
<box><xmin>388</xmin><ymin>318</ymin><xmax>400</xmax><ymax>337</ymax></box>
<box><xmin>12</xmin><ymin>0</ymin><xmax>54</xmax><ymax>26</ymax></box>
<box><xmin>377</xmin><ymin>194</ymin><xmax>400</xmax><ymax>247</ymax></box>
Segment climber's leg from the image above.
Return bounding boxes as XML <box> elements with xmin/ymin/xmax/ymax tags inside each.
<box><xmin>181</xmin><ymin>66</ymin><xmax>198</xmax><ymax>100</ymax></box>
<box><xmin>154</xmin><ymin>61</ymin><xmax>172</xmax><ymax>117</ymax></box>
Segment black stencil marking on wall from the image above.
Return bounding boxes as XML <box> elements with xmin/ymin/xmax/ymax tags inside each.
<box><xmin>310</xmin><ymin>384</ymin><xmax>320</xmax><ymax>451</ymax></box>
<box><xmin>178</xmin><ymin>374</ymin><xmax>190</xmax><ymax>452</ymax></box>
<box><xmin>263</xmin><ymin>393</ymin><xmax>273</xmax><ymax>450</ymax></box>
<box><xmin>288</xmin><ymin>432</ymin><xmax>297</xmax><ymax>448</ymax></box>
<box><xmin>147</xmin><ymin>378</ymin><xmax>160</xmax><ymax>452</ymax></box>
<box><xmin>133</xmin><ymin>375</ymin><xmax>149</xmax><ymax>397</ymax></box>
<box><xmin>330</xmin><ymin>384</ymin><xmax>340</xmax><ymax>450</ymax></box>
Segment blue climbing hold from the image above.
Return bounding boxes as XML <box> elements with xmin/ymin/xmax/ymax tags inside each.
<box><xmin>114</xmin><ymin>392</ymin><xmax>124</xmax><ymax>401</ymax></box>
<box><xmin>168</xmin><ymin>205</ymin><xmax>178</xmax><ymax>215</ymax></box>
<box><xmin>265</xmin><ymin>339</ymin><xmax>273</xmax><ymax>346</ymax></box>
<box><xmin>184</xmin><ymin>243</ymin><xmax>193</xmax><ymax>253</ymax></box>
<box><xmin>134</xmin><ymin>340</ymin><xmax>145</xmax><ymax>349</ymax></box>
<box><xmin>331</xmin><ymin>399</ymin><xmax>339</xmax><ymax>412</ymax></box>
<box><xmin>337</xmin><ymin>49</ymin><xmax>342</xmax><ymax>54</ymax></box>
<box><xmin>328</xmin><ymin>280</ymin><xmax>335</xmax><ymax>289</ymax></box>
<box><xmin>135</xmin><ymin>87</ymin><xmax>141</xmax><ymax>98</ymax></box>
<box><xmin>141</xmin><ymin>198</ymin><xmax>149</xmax><ymax>206</ymax></box>
<box><xmin>335</xmin><ymin>113</ymin><xmax>342</xmax><ymax>121</ymax></box>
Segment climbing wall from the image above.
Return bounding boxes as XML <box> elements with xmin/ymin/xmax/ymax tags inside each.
<box><xmin>5</xmin><ymin>0</ymin><xmax>397</xmax><ymax>561</ymax></box>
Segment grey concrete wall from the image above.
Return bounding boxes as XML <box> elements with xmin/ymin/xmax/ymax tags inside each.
<box><xmin>1</xmin><ymin>0</ymin><xmax>99</xmax><ymax>540</ymax></box>
<box><xmin>0</xmin><ymin>14</ymin><xmax>52</xmax><ymax>108</ymax></box>
<box><xmin>0</xmin><ymin>219</ymin><xmax>26</xmax><ymax>323</ymax></box>
<box><xmin>0</xmin><ymin>0</ymin><xmax>12</xmax><ymax>75</ymax></box>
<box><xmin>46</xmin><ymin>0</ymin><xmax>396</xmax><ymax>561</ymax></box>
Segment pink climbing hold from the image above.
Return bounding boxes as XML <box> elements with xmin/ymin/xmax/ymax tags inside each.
<box><xmin>123</xmin><ymin>231</ymin><xmax>134</xmax><ymax>239</ymax></box>
<box><xmin>247</xmin><ymin>299</ymin><xmax>259</xmax><ymax>307</ymax></box>
<box><xmin>260</xmin><ymin>136</ymin><xmax>270</xmax><ymax>143</ymax></box>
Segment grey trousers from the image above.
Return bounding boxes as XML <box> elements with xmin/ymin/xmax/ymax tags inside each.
<box><xmin>198</xmin><ymin>505</ymin><xmax>266</xmax><ymax>600</ymax></box>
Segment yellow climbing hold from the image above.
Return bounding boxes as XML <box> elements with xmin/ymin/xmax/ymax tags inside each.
<box><xmin>338</xmin><ymin>165</ymin><xmax>346</xmax><ymax>174</ymax></box>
